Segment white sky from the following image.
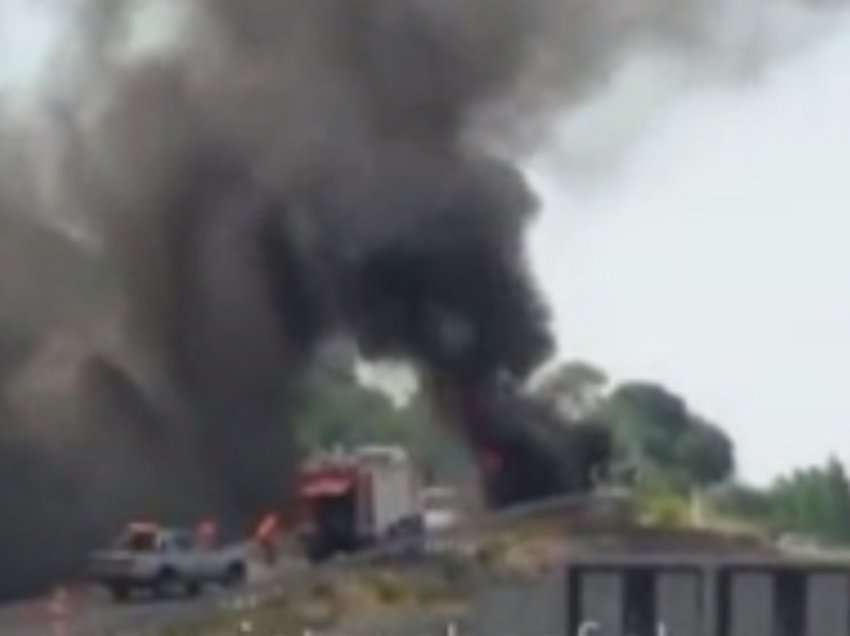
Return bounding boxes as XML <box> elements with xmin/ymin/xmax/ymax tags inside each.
<box><xmin>2</xmin><ymin>2</ymin><xmax>849</xmax><ymax>484</ymax></box>
<box><xmin>529</xmin><ymin>11</ymin><xmax>850</xmax><ymax>484</ymax></box>
<box><xmin>0</xmin><ymin>0</ymin><xmax>63</xmax><ymax>97</ymax></box>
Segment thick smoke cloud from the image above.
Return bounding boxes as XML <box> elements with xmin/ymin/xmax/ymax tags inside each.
<box><xmin>55</xmin><ymin>0</ymin><xmax>566</xmax><ymax>525</ymax></box>
<box><xmin>0</xmin><ymin>0</ymin><xmax>842</xmax><ymax>597</ymax></box>
<box><xmin>0</xmin><ymin>0</ymin><xmax>564</xmax><ymax>595</ymax></box>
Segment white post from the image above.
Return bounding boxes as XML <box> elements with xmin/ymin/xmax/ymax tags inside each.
<box><xmin>690</xmin><ymin>487</ymin><xmax>704</xmax><ymax>527</ymax></box>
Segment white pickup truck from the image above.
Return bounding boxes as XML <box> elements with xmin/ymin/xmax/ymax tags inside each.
<box><xmin>89</xmin><ymin>523</ymin><xmax>247</xmax><ymax>601</ymax></box>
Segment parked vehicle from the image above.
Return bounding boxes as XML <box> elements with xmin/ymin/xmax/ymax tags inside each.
<box><xmin>420</xmin><ymin>486</ymin><xmax>464</xmax><ymax>553</ymax></box>
<box><xmin>421</xmin><ymin>486</ymin><xmax>462</xmax><ymax>533</ymax></box>
<box><xmin>88</xmin><ymin>522</ymin><xmax>247</xmax><ymax>601</ymax></box>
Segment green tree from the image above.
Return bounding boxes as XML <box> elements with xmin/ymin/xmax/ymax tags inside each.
<box><xmin>600</xmin><ymin>382</ymin><xmax>735</xmax><ymax>491</ymax></box>
<box><xmin>824</xmin><ymin>458</ymin><xmax>850</xmax><ymax>541</ymax></box>
<box><xmin>766</xmin><ymin>459</ymin><xmax>850</xmax><ymax>544</ymax></box>
<box><xmin>674</xmin><ymin>419</ymin><xmax>735</xmax><ymax>487</ymax></box>
<box><xmin>602</xmin><ymin>382</ymin><xmax>691</xmax><ymax>467</ymax></box>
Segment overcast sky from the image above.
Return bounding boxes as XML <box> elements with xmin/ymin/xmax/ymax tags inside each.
<box><xmin>529</xmin><ymin>9</ymin><xmax>850</xmax><ymax>483</ymax></box>
<box><xmin>1</xmin><ymin>2</ymin><xmax>849</xmax><ymax>484</ymax></box>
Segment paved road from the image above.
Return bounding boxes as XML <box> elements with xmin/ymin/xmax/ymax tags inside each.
<box><xmin>1</xmin><ymin>591</ymin><xmax>212</xmax><ymax>636</ymax></box>
<box><xmin>0</xmin><ymin>558</ymin><xmax>307</xmax><ymax>636</ymax></box>
<box><xmin>0</xmin><ymin>494</ymin><xmax>615</xmax><ymax>635</ymax></box>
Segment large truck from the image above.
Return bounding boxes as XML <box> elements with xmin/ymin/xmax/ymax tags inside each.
<box><xmin>296</xmin><ymin>445</ymin><xmax>424</xmax><ymax>562</ymax></box>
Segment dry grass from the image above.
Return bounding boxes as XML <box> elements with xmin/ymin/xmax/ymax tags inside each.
<box><xmin>156</xmin><ymin>559</ymin><xmax>478</xmax><ymax>636</ymax></box>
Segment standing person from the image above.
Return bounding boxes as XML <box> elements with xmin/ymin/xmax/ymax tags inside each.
<box><xmin>255</xmin><ymin>512</ymin><xmax>281</xmax><ymax>566</ymax></box>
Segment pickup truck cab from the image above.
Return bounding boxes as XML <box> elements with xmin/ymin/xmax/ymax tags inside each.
<box><xmin>89</xmin><ymin>523</ymin><xmax>247</xmax><ymax>601</ymax></box>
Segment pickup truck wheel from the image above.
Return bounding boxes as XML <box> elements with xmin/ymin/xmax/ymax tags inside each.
<box><xmin>154</xmin><ymin>568</ymin><xmax>180</xmax><ymax>599</ymax></box>
<box><xmin>185</xmin><ymin>581</ymin><xmax>201</xmax><ymax>597</ymax></box>
<box><xmin>222</xmin><ymin>562</ymin><xmax>246</xmax><ymax>588</ymax></box>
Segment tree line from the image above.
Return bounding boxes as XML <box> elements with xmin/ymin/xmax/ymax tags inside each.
<box><xmin>292</xmin><ymin>358</ymin><xmax>850</xmax><ymax>545</ymax></box>
<box><xmin>535</xmin><ymin>361</ymin><xmax>735</xmax><ymax>492</ymax></box>
<box><xmin>713</xmin><ymin>459</ymin><xmax>850</xmax><ymax>545</ymax></box>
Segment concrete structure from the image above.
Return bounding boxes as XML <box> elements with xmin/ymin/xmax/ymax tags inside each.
<box><xmin>474</xmin><ymin>555</ymin><xmax>850</xmax><ymax>636</ymax></box>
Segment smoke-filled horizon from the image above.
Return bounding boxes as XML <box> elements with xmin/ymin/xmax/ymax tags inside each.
<box><xmin>0</xmin><ymin>0</ymin><xmax>844</xmax><ymax>597</ymax></box>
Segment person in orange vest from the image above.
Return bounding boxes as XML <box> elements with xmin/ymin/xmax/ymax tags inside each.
<box><xmin>254</xmin><ymin>513</ymin><xmax>281</xmax><ymax>566</ymax></box>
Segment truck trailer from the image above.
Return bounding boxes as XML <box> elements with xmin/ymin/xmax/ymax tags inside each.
<box><xmin>296</xmin><ymin>445</ymin><xmax>424</xmax><ymax>562</ymax></box>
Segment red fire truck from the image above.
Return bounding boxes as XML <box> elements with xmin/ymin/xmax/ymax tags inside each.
<box><xmin>295</xmin><ymin>446</ymin><xmax>424</xmax><ymax>562</ymax></box>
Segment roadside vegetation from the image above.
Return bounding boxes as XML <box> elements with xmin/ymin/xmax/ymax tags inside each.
<box><xmin>295</xmin><ymin>358</ymin><xmax>850</xmax><ymax>549</ymax></box>
<box><xmin>158</xmin><ymin>560</ymin><xmax>477</xmax><ymax>636</ymax></box>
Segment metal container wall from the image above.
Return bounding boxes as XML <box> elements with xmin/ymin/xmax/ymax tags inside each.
<box><xmin>474</xmin><ymin>572</ymin><xmax>567</xmax><ymax>636</ymax></box>
<box><xmin>656</xmin><ymin>570</ymin><xmax>703</xmax><ymax>636</ymax></box>
<box><xmin>473</xmin><ymin>559</ymin><xmax>850</xmax><ymax>636</ymax></box>
<box><xmin>806</xmin><ymin>573</ymin><xmax>850</xmax><ymax>636</ymax></box>
<box><xmin>578</xmin><ymin>571</ymin><xmax>623</xmax><ymax>636</ymax></box>
<box><xmin>727</xmin><ymin>572</ymin><xmax>774</xmax><ymax>636</ymax></box>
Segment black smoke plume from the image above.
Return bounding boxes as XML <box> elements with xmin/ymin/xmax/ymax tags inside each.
<box><xmin>0</xmin><ymin>0</ymin><xmax>839</xmax><ymax>597</ymax></box>
<box><xmin>0</xmin><ymin>0</ymin><xmax>566</xmax><ymax>596</ymax></box>
<box><xmin>59</xmin><ymin>0</ymin><xmax>566</xmax><ymax>530</ymax></box>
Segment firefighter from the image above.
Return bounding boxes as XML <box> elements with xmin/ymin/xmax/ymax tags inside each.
<box><xmin>254</xmin><ymin>512</ymin><xmax>281</xmax><ymax>566</ymax></box>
